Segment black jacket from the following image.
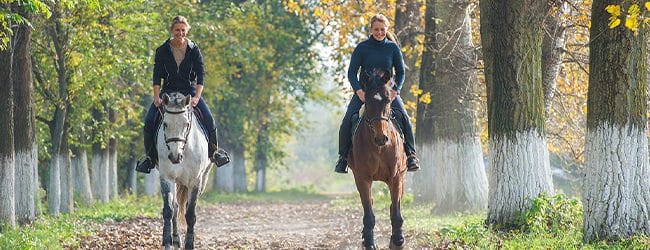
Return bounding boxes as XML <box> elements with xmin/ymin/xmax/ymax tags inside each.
<box><xmin>152</xmin><ymin>39</ymin><xmax>205</xmax><ymax>96</ymax></box>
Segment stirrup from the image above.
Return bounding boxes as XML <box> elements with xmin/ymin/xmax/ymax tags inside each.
<box><xmin>213</xmin><ymin>148</ymin><xmax>230</xmax><ymax>167</ymax></box>
<box><xmin>136</xmin><ymin>157</ymin><xmax>155</xmax><ymax>174</ymax></box>
<box><xmin>406</xmin><ymin>155</ymin><xmax>419</xmax><ymax>172</ymax></box>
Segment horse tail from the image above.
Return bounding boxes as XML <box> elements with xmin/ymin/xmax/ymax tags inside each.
<box><xmin>176</xmin><ymin>184</ymin><xmax>189</xmax><ymax>227</ymax></box>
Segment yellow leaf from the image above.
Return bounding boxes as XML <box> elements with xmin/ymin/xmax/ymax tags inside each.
<box><xmin>419</xmin><ymin>92</ymin><xmax>431</xmax><ymax>104</ymax></box>
<box><xmin>629</xmin><ymin>4</ymin><xmax>640</xmax><ymax>15</ymax></box>
<box><xmin>625</xmin><ymin>17</ymin><xmax>638</xmax><ymax>31</ymax></box>
<box><xmin>646</xmin><ymin>1</ymin><xmax>650</xmax><ymax>11</ymax></box>
<box><xmin>609</xmin><ymin>16</ymin><xmax>621</xmax><ymax>28</ymax></box>
<box><xmin>605</xmin><ymin>4</ymin><xmax>621</xmax><ymax>17</ymax></box>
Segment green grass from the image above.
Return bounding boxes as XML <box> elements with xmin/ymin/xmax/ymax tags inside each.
<box><xmin>329</xmin><ymin>188</ymin><xmax>650</xmax><ymax>249</ymax></box>
<box><xmin>0</xmin><ymin>195</ymin><xmax>161</xmax><ymax>249</ymax></box>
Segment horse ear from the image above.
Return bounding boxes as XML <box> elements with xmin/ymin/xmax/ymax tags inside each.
<box><xmin>184</xmin><ymin>95</ymin><xmax>192</xmax><ymax>107</ymax></box>
<box><xmin>162</xmin><ymin>93</ymin><xmax>170</xmax><ymax>106</ymax></box>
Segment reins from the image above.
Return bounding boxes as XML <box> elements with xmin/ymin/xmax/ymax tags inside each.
<box><xmin>162</xmin><ymin>107</ymin><xmax>193</xmax><ymax>152</ymax></box>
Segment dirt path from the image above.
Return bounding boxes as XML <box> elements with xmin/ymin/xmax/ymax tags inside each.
<box><xmin>70</xmin><ymin>198</ymin><xmax>432</xmax><ymax>249</ymax></box>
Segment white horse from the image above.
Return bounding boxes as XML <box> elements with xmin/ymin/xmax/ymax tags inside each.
<box><xmin>157</xmin><ymin>92</ymin><xmax>212</xmax><ymax>249</ymax></box>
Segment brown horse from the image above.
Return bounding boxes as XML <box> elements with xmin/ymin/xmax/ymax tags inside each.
<box><xmin>349</xmin><ymin>68</ymin><xmax>408</xmax><ymax>249</ymax></box>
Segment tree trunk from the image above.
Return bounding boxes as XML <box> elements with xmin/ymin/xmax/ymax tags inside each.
<box><xmin>232</xmin><ymin>144</ymin><xmax>247</xmax><ymax>193</ymax></box>
<box><xmin>72</xmin><ymin>147</ymin><xmax>93</xmax><ymax>205</ymax></box>
<box><xmin>91</xmin><ymin>142</ymin><xmax>110</xmax><ymax>203</ymax></box>
<box><xmin>480</xmin><ymin>0</ymin><xmax>554</xmax><ymax>228</ymax></box>
<box><xmin>413</xmin><ymin>0</ymin><xmax>437</xmax><ymax>203</ymax></box>
<box><xmin>419</xmin><ymin>0</ymin><xmax>488</xmax><ymax>214</ymax></box>
<box><xmin>254</xmin><ymin>123</ymin><xmax>269</xmax><ymax>192</ymax></box>
<box><xmin>12</xmin><ymin>11</ymin><xmax>36</xmax><ymax>225</ymax></box>
<box><xmin>143</xmin><ymin>168</ymin><xmax>160</xmax><ymax>196</ymax></box>
<box><xmin>0</xmin><ymin>25</ymin><xmax>16</xmax><ymax>229</ymax></box>
<box><xmin>125</xmin><ymin>157</ymin><xmax>137</xmax><ymax>195</ymax></box>
<box><xmin>583</xmin><ymin>0</ymin><xmax>650</xmax><ymax>241</ymax></box>
<box><xmin>109</xmin><ymin>137</ymin><xmax>118</xmax><ymax>199</ymax></box>
<box><xmin>59</xmin><ymin>140</ymin><xmax>73</xmax><ymax>214</ymax></box>
<box><xmin>214</xmin><ymin>161</ymin><xmax>234</xmax><ymax>192</ymax></box>
<box><xmin>46</xmin><ymin>5</ymin><xmax>69</xmax><ymax>216</ymax></box>
<box><xmin>541</xmin><ymin>1</ymin><xmax>569</xmax><ymax>113</ymax></box>
<box><xmin>394</xmin><ymin>0</ymin><xmax>422</xmax><ymax>104</ymax></box>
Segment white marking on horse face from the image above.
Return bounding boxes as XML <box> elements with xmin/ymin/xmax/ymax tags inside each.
<box><xmin>373</xmin><ymin>93</ymin><xmax>382</xmax><ymax>101</ymax></box>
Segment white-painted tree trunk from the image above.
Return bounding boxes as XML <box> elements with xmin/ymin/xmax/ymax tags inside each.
<box><xmin>109</xmin><ymin>141</ymin><xmax>118</xmax><ymax>199</ymax></box>
<box><xmin>126</xmin><ymin>157</ymin><xmax>137</xmax><ymax>195</ymax></box>
<box><xmin>214</xmin><ymin>163</ymin><xmax>234</xmax><ymax>193</ymax></box>
<box><xmin>429</xmin><ymin>136</ymin><xmax>487</xmax><ymax>213</ymax></box>
<box><xmin>72</xmin><ymin>149</ymin><xmax>93</xmax><ymax>205</ymax></box>
<box><xmin>487</xmin><ymin>130</ymin><xmax>554</xmax><ymax>226</ymax></box>
<box><xmin>48</xmin><ymin>154</ymin><xmax>61</xmax><ymax>216</ymax></box>
<box><xmin>59</xmin><ymin>151</ymin><xmax>73</xmax><ymax>214</ymax></box>
<box><xmin>0</xmin><ymin>155</ymin><xmax>16</xmax><ymax>228</ymax></box>
<box><xmin>91</xmin><ymin>149</ymin><xmax>110</xmax><ymax>203</ymax></box>
<box><xmin>583</xmin><ymin>123</ymin><xmax>650</xmax><ymax>240</ymax></box>
<box><xmin>255</xmin><ymin>168</ymin><xmax>266</xmax><ymax>192</ymax></box>
<box><xmin>413</xmin><ymin>144</ymin><xmax>436</xmax><ymax>202</ymax></box>
<box><xmin>143</xmin><ymin>168</ymin><xmax>160</xmax><ymax>196</ymax></box>
<box><xmin>233</xmin><ymin>148</ymin><xmax>247</xmax><ymax>193</ymax></box>
<box><xmin>14</xmin><ymin>143</ymin><xmax>36</xmax><ymax>223</ymax></box>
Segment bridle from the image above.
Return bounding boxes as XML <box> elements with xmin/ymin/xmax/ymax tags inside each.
<box><xmin>364</xmin><ymin>115</ymin><xmax>390</xmax><ymax>130</ymax></box>
<box><xmin>162</xmin><ymin>107</ymin><xmax>193</xmax><ymax>152</ymax></box>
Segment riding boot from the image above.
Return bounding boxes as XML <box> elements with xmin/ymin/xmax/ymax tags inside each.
<box><xmin>208</xmin><ymin>130</ymin><xmax>230</xmax><ymax>167</ymax></box>
<box><xmin>399</xmin><ymin>110</ymin><xmax>419</xmax><ymax>172</ymax></box>
<box><xmin>136</xmin><ymin>131</ymin><xmax>157</xmax><ymax>174</ymax></box>
<box><xmin>335</xmin><ymin>115</ymin><xmax>354</xmax><ymax>174</ymax></box>
<box><xmin>406</xmin><ymin>151</ymin><xmax>420</xmax><ymax>172</ymax></box>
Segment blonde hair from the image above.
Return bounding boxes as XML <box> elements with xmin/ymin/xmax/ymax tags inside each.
<box><xmin>369</xmin><ymin>14</ymin><xmax>399</xmax><ymax>46</ymax></box>
<box><xmin>169</xmin><ymin>16</ymin><xmax>191</xmax><ymax>31</ymax></box>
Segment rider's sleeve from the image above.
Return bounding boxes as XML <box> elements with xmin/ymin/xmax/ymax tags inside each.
<box><xmin>347</xmin><ymin>45</ymin><xmax>362</xmax><ymax>91</ymax></box>
<box><xmin>392</xmin><ymin>45</ymin><xmax>405</xmax><ymax>93</ymax></box>
<box><xmin>193</xmin><ymin>46</ymin><xmax>205</xmax><ymax>86</ymax></box>
<box><xmin>153</xmin><ymin>47</ymin><xmax>164</xmax><ymax>86</ymax></box>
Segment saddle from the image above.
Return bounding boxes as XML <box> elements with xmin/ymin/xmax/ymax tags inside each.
<box><xmin>351</xmin><ymin>105</ymin><xmax>405</xmax><ymax>140</ymax></box>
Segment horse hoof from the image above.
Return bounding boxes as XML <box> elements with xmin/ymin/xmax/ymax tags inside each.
<box><xmin>389</xmin><ymin>239</ymin><xmax>405</xmax><ymax>250</ymax></box>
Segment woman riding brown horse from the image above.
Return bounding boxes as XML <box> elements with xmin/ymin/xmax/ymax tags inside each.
<box><xmin>349</xmin><ymin>68</ymin><xmax>407</xmax><ymax>249</ymax></box>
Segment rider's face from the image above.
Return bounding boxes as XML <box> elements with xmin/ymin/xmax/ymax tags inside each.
<box><xmin>171</xmin><ymin>23</ymin><xmax>188</xmax><ymax>40</ymax></box>
<box><xmin>370</xmin><ymin>21</ymin><xmax>387</xmax><ymax>41</ymax></box>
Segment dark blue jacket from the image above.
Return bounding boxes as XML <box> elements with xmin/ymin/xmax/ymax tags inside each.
<box><xmin>347</xmin><ymin>36</ymin><xmax>405</xmax><ymax>93</ymax></box>
<box><xmin>153</xmin><ymin>39</ymin><xmax>205</xmax><ymax>96</ymax></box>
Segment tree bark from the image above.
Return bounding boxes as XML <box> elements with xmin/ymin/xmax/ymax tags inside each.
<box><xmin>72</xmin><ymin>147</ymin><xmax>93</xmax><ymax>205</ymax></box>
<box><xmin>417</xmin><ymin>0</ymin><xmax>488</xmax><ymax>214</ymax></box>
<box><xmin>59</xmin><ymin>138</ymin><xmax>73</xmax><ymax>214</ymax></box>
<box><xmin>254</xmin><ymin>123</ymin><xmax>269</xmax><ymax>192</ymax></box>
<box><xmin>480</xmin><ymin>0</ymin><xmax>554</xmax><ymax>228</ymax></box>
<box><xmin>12</xmin><ymin>11</ymin><xmax>36</xmax><ymax>225</ymax></box>
<box><xmin>394</xmin><ymin>0</ymin><xmax>422</xmax><ymax>104</ymax></box>
<box><xmin>109</xmin><ymin>137</ymin><xmax>118</xmax><ymax>199</ymax></box>
<box><xmin>583</xmin><ymin>0</ymin><xmax>650</xmax><ymax>241</ymax></box>
<box><xmin>143</xmin><ymin>168</ymin><xmax>160</xmax><ymax>196</ymax></box>
<box><xmin>232</xmin><ymin>144</ymin><xmax>247</xmax><ymax>193</ymax></box>
<box><xmin>413</xmin><ymin>0</ymin><xmax>437</xmax><ymax>203</ymax></box>
<box><xmin>125</xmin><ymin>157</ymin><xmax>137</xmax><ymax>195</ymax></box>
<box><xmin>0</xmin><ymin>23</ymin><xmax>16</xmax><ymax>229</ymax></box>
<box><xmin>541</xmin><ymin>1</ymin><xmax>569</xmax><ymax>114</ymax></box>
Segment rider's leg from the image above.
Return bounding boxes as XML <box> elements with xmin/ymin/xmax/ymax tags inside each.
<box><xmin>195</xmin><ymin>98</ymin><xmax>230</xmax><ymax>167</ymax></box>
<box><xmin>390</xmin><ymin>96</ymin><xmax>419</xmax><ymax>171</ymax></box>
<box><xmin>136</xmin><ymin>104</ymin><xmax>161</xmax><ymax>173</ymax></box>
<box><xmin>335</xmin><ymin>94</ymin><xmax>364</xmax><ymax>173</ymax></box>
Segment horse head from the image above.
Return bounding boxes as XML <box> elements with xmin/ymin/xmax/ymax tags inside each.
<box><xmin>161</xmin><ymin>92</ymin><xmax>192</xmax><ymax>164</ymax></box>
<box><xmin>361</xmin><ymin>68</ymin><xmax>393</xmax><ymax>146</ymax></box>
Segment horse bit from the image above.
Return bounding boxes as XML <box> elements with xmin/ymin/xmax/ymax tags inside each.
<box><xmin>162</xmin><ymin>108</ymin><xmax>193</xmax><ymax>152</ymax></box>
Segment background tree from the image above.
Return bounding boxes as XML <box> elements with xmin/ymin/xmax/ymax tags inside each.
<box><xmin>0</xmin><ymin>2</ymin><xmax>16</xmax><ymax>229</ymax></box>
<box><xmin>479</xmin><ymin>0</ymin><xmax>555</xmax><ymax>228</ymax></box>
<box><xmin>393</xmin><ymin>0</ymin><xmax>423</xmax><ymax>107</ymax></box>
<box><xmin>582</xmin><ymin>0</ymin><xmax>650</xmax><ymax>241</ymax></box>
<box><xmin>416</xmin><ymin>0</ymin><xmax>487</xmax><ymax>214</ymax></box>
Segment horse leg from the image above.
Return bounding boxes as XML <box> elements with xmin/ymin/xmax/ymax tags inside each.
<box><xmin>160</xmin><ymin>179</ymin><xmax>178</xmax><ymax>249</ymax></box>
<box><xmin>356</xmin><ymin>180</ymin><xmax>376</xmax><ymax>249</ymax></box>
<box><xmin>388</xmin><ymin>179</ymin><xmax>405</xmax><ymax>249</ymax></box>
<box><xmin>184</xmin><ymin>187</ymin><xmax>200</xmax><ymax>249</ymax></box>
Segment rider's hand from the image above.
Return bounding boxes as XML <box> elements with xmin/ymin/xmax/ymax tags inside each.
<box><xmin>356</xmin><ymin>89</ymin><xmax>365</xmax><ymax>103</ymax></box>
<box><xmin>191</xmin><ymin>96</ymin><xmax>200</xmax><ymax>107</ymax></box>
<box><xmin>389</xmin><ymin>89</ymin><xmax>398</xmax><ymax>101</ymax></box>
<box><xmin>154</xmin><ymin>96</ymin><xmax>162</xmax><ymax>107</ymax></box>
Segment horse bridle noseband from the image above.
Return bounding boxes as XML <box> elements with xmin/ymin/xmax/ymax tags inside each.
<box><xmin>365</xmin><ymin>115</ymin><xmax>390</xmax><ymax>129</ymax></box>
<box><xmin>162</xmin><ymin>108</ymin><xmax>192</xmax><ymax>152</ymax></box>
